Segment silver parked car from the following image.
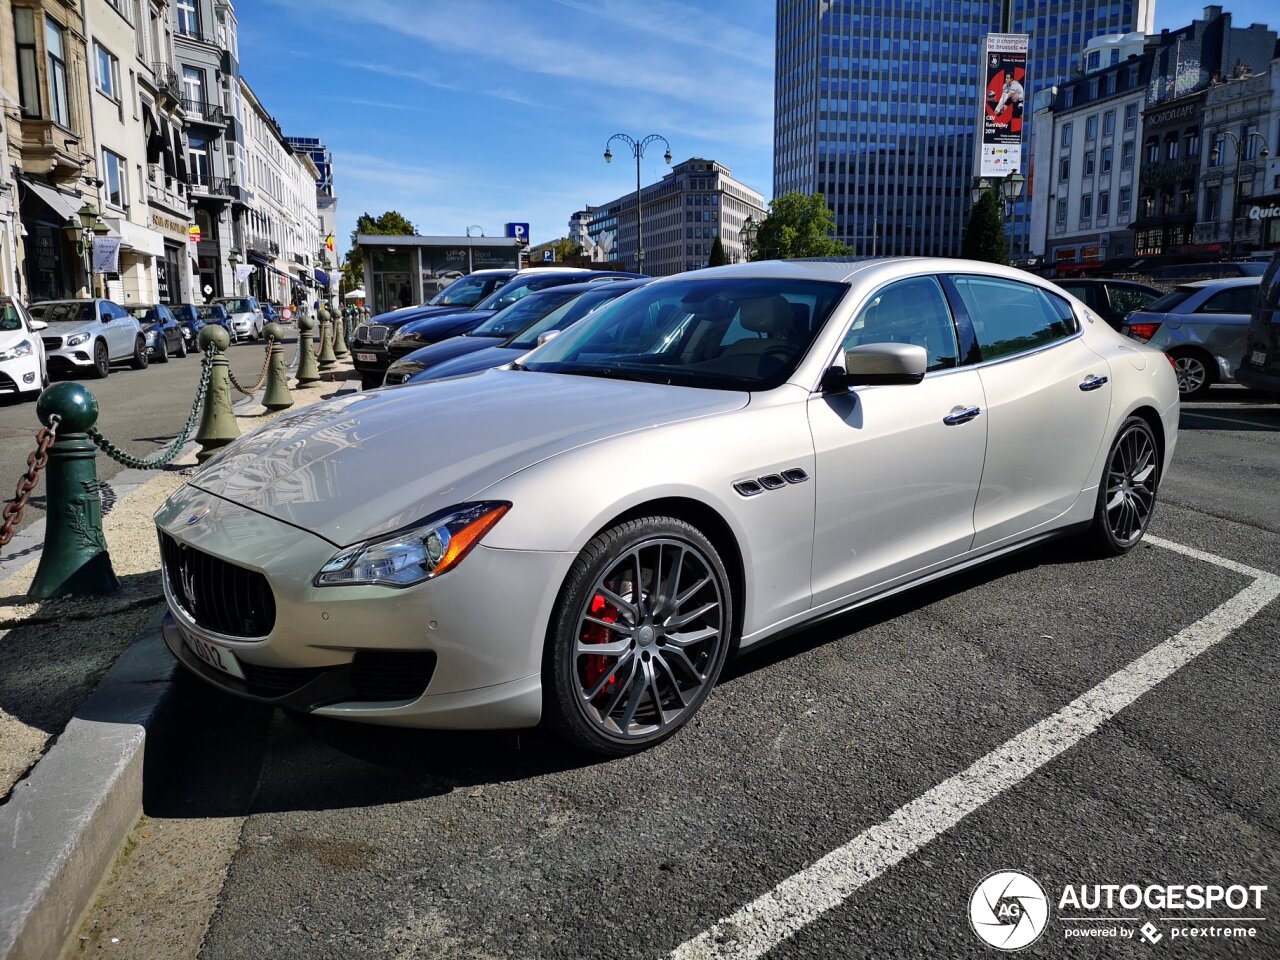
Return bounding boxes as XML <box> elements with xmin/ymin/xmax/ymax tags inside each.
<box><xmin>1120</xmin><ymin>277</ymin><xmax>1261</xmax><ymax>399</ymax></box>
<box><xmin>155</xmin><ymin>259</ymin><xmax>1179</xmax><ymax>755</ymax></box>
<box><xmin>213</xmin><ymin>295</ymin><xmax>264</xmax><ymax>342</ymax></box>
<box><xmin>28</xmin><ymin>299</ymin><xmax>148</xmax><ymax>378</ymax></box>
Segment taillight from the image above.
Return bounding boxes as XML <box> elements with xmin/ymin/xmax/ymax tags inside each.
<box><xmin>1166</xmin><ymin>353</ymin><xmax>1177</xmax><ymax>369</ymax></box>
<box><xmin>1126</xmin><ymin>321</ymin><xmax>1161</xmax><ymax>341</ymax></box>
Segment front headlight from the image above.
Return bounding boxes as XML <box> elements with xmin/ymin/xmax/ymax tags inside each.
<box><xmin>314</xmin><ymin>501</ymin><xmax>510</xmax><ymax>587</ymax></box>
<box><xmin>391</xmin><ymin>331</ymin><xmax>420</xmax><ymax>344</ymax></box>
<box><xmin>65</xmin><ymin>332</ymin><xmax>91</xmax><ymax>347</ymax></box>
<box><xmin>0</xmin><ymin>339</ymin><xmax>34</xmax><ymax>361</ymax></box>
<box><xmin>145</xmin><ymin>331</ymin><xmax>157</xmax><ymax>344</ymax></box>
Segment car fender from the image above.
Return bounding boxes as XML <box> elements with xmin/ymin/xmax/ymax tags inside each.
<box><xmin>1085</xmin><ymin>334</ymin><xmax>1180</xmax><ymax>482</ymax></box>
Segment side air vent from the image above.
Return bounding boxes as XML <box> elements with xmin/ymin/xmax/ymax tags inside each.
<box><xmin>782</xmin><ymin>468</ymin><xmax>809</xmax><ymax>484</ymax></box>
<box><xmin>733</xmin><ymin>479</ymin><xmax>764</xmax><ymax>497</ymax></box>
<box><xmin>757</xmin><ymin>474</ymin><xmax>786</xmax><ymax>490</ymax></box>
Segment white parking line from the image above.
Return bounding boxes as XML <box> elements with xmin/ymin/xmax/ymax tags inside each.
<box><xmin>1181</xmin><ymin>411</ymin><xmax>1279</xmax><ymax>431</ymax></box>
<box><xmin>669</xmin><ymin>540</ymin><xmax>1280</xmax><ymax>960</ymax></box>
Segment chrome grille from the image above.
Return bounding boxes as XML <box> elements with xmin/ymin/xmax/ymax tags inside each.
<box><xmin>159</xmin><ymin>531</ymin><xmax>276</xmax><ymax>638</ymax></box>
<box><xmin>41</xmin><ymin>336</ymin><xmax>62</xmax><ymax>350</ymax></box>
<box><xmin>353</xmin><ymin>324</ymin><xmax>370</xmax><ymax>340</ymax></box>
<box><xmin>363</xmin><ymin>324</ymin><xmax>390</xmax><ymax>343</ymax></box>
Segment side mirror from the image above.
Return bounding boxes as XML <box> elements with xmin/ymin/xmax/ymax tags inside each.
<box><xmin>29</xmin><ymin>319</ymin><xmax>48</xmax><ymax>331</ymax></box>
<box><xmin>824</xmin><ymin>342</ymin><xmax>927</xmax><ymax>391</ymax></box>
<box><xmin>536</xmin><ymin>329</ymin><xmax>561</xmax><ymax>346</ymax></box>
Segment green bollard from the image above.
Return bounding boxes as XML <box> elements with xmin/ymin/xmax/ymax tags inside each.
<box><xmin>317</xmin><ymin>304</ymin><xmax>337</xmax><ymax>371</ymax></box>
<box><xmin>29</xmin><ymin>383</ymin><xmax>120</xmax><ymax>598</ymax></box>
<box><xmin>332</xmin><ymin>303</ymin><xmax>350</xmax><ymax>359</ymax></box>
<box><xmin>294</xmin><ymin>310</ymin><xmax>321</xmax><ymax>386</ymax></box>
<box><xmin>261</xmin><ymin>322</ymin><xmax>294</xmax><ymax>411</ymax></box>
<box><xmin>194</xmin><ymin>325</ymin><xmax>239</xmax><ymax>464</ymax></box>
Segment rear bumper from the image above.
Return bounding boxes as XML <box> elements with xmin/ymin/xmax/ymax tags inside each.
<box><xmin>1235</xmin><ymin>362</ymin><xmax>1280</xmax><ymax>396</ymax></box>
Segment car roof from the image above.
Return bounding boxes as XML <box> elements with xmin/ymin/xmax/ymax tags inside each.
<box><xmin>524</xmin><ymin>278</ymin><xmax>651</xmax><ymax>297</ymax></box>
<box><xmin>654</xmin><ymin>256</ymin><xmax>1054</xmax><ymax>288</ymax></box>
<box><xmin>1181</xmin><ymin>277</ymin><xmax>1262</xmax><ymax>289</ymax></box>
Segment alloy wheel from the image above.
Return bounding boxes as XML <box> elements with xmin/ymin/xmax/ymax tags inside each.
<box><xmin>1172</xmin><ymin>355</ymin><xmax>1207</xmax><ymax>396</ymax></box>
<box><xmin>1104</xmin><ymin>424</ymin><xmax>1157</xmax><ymax>546</ymax></box>
<box><xmin>573</xmin><ymin>538</ymin><xmax>725</xmax><ymax>741</ymax></box>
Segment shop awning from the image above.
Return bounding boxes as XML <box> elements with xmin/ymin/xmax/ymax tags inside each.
<box><xmin>21</xmin><ymin>179</ymin><xmax>120</xmax><ymax>237</ymax></box>
<box><xmin>314</xmin><ymin>268</ymin><xmax>330</xmax><ymax>287</ymax></box>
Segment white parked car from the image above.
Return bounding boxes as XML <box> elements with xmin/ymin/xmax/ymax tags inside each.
<box><xmin>0</xmin><ymin>295</ymin><xmax>49</xmax><ymax>401</ymax></box>
<box><xmin>156</xmin><ymin>258</ymin><xmax>1179</xmax><ymax>755</ymax></box>
<box><xmin>27</xmin><ymin>299</ymin><xmax>148</xmax><ymax>379</ymax></box>
<box><xmin>213</xmin><ymin>296</ymin><xmax>264</xmax><ymax>342</ymax></box>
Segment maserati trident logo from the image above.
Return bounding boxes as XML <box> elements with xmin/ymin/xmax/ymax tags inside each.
<box><xmin>178</xmin><ymin>560</ymin><xmax>198</xmax><ymax>616</ymax></box>
<box><xmin>970</xmin><ymin>870</ymin><xmax>1050</xmax><ymax>950</ymax></box>
<box><xmin>186</xmin><ymin>508</ymin><xmax>210</xmax><ymax>525</ymax></box>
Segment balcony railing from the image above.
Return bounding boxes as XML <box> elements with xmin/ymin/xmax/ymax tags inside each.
<box><xmin>182</xmin><ymin>98</ymin><xmax>226</xmax><ymax>125</ymax></box>
<box><xmin>150</xmin><ymin>62</ymin><xmax>181</xmax><ymax>102</ymax></box>
<box><xmin>190</xmin><ymin>176</ymin><xmax>231</xmax><ymax>198</ymax></box>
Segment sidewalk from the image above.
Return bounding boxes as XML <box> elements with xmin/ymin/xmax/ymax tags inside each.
<box><xmin>0</xmin><ymin>357</ymin><xmax>360</xmax><ymax>960</ymax></box>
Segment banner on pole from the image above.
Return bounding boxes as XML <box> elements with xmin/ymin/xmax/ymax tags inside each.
<box><xmin>92</xmin><ymin>237</ymin><xmax>122</xmax><ymax>274</ymax></box>
<box><xmin>979</xmin><ymin>33</ymin><xmax>1028</xmax><ymax>178</ymax></box>
<box><xmin>235</xmin><ymin>264</ymin><xmax>255</xmax><ymax>283</ymax></box>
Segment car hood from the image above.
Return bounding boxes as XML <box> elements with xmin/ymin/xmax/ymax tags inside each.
<box><xmin>370</xmin><ymin>305</ymin><xmax>476</xmax><ymax>330</ymax></box>
<box><xmin>397</xmin><ymin>309</ymin><xmax>495</xmax><ymax>340</ymax></box>
<box><xmin>34</xmin><ymin>320</ymin><xmax>97</xmax><ymax>341</ymax></box>
<box><xmin>409</xmin><ymin>343</ymin><xmax>519</xmax><ymax>382</ymax></box>
<box><xmin>186</xmin><ymin>370</ymin><xmax>748</xmax><ymax>546</ymax></box>
<box><xmin>394</xmin><ymin>333</ymin><xmax>502</xmax><ymax>369</ymax></box>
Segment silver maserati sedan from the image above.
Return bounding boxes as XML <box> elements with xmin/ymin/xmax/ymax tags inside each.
<box><xmin>155</xmin><ymin>258</ymin><xmax>1179</xmax><ymax>755</ymax></box>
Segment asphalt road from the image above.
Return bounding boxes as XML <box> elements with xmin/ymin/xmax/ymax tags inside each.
<box><xmin>0</xmin><ymin>336</ymin><xmax>295</xmax><ymax>538</ymax></box>
<box><xmin>61</xmin><ymin>387</ymin><xmax>1280</xmax><ymax>960</ymax></box>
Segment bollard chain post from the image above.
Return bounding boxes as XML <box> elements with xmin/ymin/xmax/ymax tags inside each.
<box><xmin>0</xmin><ymin>415</ymin><xmax>60</xmax><ymax>555</ymax></box>
<box><xmin>261</xmin><ymin>323</ymin><xmax>294</xmax><ymax>410</ymax></box>
<box><xmin>294</xmin><ymin>308</ymin><xmax>320</xmax><ymax>386</ymax></box>
<box><xmin>194</xmin><ymin>325</ymin><xmax>240</xmax><ymax>463</ymax></box>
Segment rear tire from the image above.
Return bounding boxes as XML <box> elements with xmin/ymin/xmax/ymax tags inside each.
<box><xmin>1169</xmin><ymin>349</ymin><xmax>1214</xmax><ymax>400</ymax></box>
<box><xmin>543</xmin><ymin>516</ymin><xmax>733</xmax><ymax>756</ymax></box>
<box><xmin>1086</xmin><ymin>416</ymin><xmax>1159</xmax><ymax>556</ymax></box>
<box><xmin>91</xmin><ymin>339</ymin><xmax>111</xmax><ymax>379</ymax></box>
<box><xmin>175</xmin><ymin>333</ymin><xmax>188</xmax><ymax>358</ymax></box>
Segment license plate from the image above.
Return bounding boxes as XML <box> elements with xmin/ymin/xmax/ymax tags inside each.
<box><xmin>1251</xmin><ymin>349</ymin><xmax>1267</xmax><ymax>366</ymax></box>
<box><xmin>186</xmin><ymin>634</ymin><xmax>245</xmax><ymax>679</ymax></box>
<box><xmin>356</xmin><ymin>352</ymin><xmax>377</xmax><ymax>362</ymax></box>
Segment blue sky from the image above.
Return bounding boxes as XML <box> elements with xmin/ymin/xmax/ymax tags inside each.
<box><xmin>241</xmin><ymin>1</ymin><xmax>1277</xmax><ymax>255</ymax></box>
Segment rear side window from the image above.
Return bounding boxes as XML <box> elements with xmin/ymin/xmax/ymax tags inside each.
<box><xmin>1056</xmin><ymin>283</ymin><xmax>1093</xmax><ymax>304</ymax></box>
<box><xmin>1147</xmin><ymin>289</ymin><xmax>1192</xmax><ymax>312</ymax></box>
<box><xmin>1196</xmin><ymin>286</ymin><xmax>1258</xmax><ymax>314</ymax></box>
<box><xmin>950</xmin><ymin>276</ymin><xmax>1078</xmax><ymax>361</ymax></box>
<box><xmin>843</xmin><ymin>276</ymin><xmax>959</xmax><ymax>371</ymax></box>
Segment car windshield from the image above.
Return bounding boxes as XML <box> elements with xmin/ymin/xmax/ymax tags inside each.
<box><xmin>29</xmin><ymin>302</ymin><xmax>93</xmax><ymax>324</ymax></box>
<box><xmin>128</xmin><ymin>307</ymin><xmax>161</xmax><ymax>322</ymax></box>
<box><xmin>171</xmin><ymin>305</ymin><xmax>196</xmax><ymax>321</ymax></box>
<box><xmin>469</xmin><ymin>289</ymin><xmax>583</xmax><ymax>338</ymax></box>
<box><xmin>218</xmin><ymin>298</ymin><xmax>253</xmax><ymax>313</ymax></box>
<box><xmin>1</xmin><ymin>300</ymin><xmax>23</xmax><ymax>332</ymax></box>
<box><xmin>429</xmin><ymin>274</ymin><xmax>511</xmax><ymax>306</ymax></box>
<box><xmin>1147</xmin><ymin>289</ymin><xmax>1194</xmax><ymax>313</ymax></box>
<box><xmin>476</xmin><ymin>274</ymin><xmax>586</xmax><ymax>311</ymax></box>
<box><xmin>523</xmin><ymin>278</ymin><xmax>849</xmax><ymax>390</ymax></box>
<box><xmin>507</xmin><ymin>286</ymin><xmax>637</xmax><ymax>350</ymax></box>
<box><xmin>196</xmin><ymin>306</ymin><xmax>225</xmax><ymax>319</ymax></box>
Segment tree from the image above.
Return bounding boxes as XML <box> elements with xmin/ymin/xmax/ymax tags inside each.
<box><xmin>961</xmin><ymin>189</ymin><xmax>1009</xmax><ymax>265</ymax></box>
<box><xmin>752</xmin><ymin>192</ymin><xmax>850</xmax><ymax>260</ymax></box>
<box><xmin>707</xmin><ymin>235</ymin><xmax>729</xmax><ymax>267</ymax></box>
<box><xmin>341</xmin><ymin>210</ymin><xmax>417</xmax><ymax>291</ymax></box>
<box><xmin>553</xmin><ymin>237</ymin><xmax>582</xmax><ymax>262</ymax></box>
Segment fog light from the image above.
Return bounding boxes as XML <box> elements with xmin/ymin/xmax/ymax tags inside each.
<box><xmin>22</xmin><ymin>373</ymin><xmax>35</xmax><ymax>383</ymax></box>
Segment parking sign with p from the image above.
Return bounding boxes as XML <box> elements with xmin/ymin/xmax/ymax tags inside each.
<box><xmin>505</xmin><ymin>223</ymin><xmax>530</xmax><ymax>245</ymax></box>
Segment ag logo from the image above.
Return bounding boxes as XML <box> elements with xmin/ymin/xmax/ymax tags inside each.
<box><xmin>969</xmin><ymin>870</ymin><xmax>1049</xmax><ymax>950</ymax></box>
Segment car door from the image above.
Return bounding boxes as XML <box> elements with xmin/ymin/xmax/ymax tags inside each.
<box><xmin>807</xmin><ymin>275</ymin><xmax>987</xmax><ymax>607</ymax></box>
<box><xmin>160</xmin><ymin>306</ymin><xmax>178</xmax><ymax>349</ymax></box>
<box><xmin>98</xmin><ymin>302</ymin><xmax>124</xmax><ymax>358</ymax></box>
<box><xmin>946</xmin><ymin>275</ymin><xmax>1113</xmax><ymax>550</ymax></box>
<box><xmin>1181</xmin><ymin>284</ymin><xmax>1257</xmax><ymax>377</ymax></box>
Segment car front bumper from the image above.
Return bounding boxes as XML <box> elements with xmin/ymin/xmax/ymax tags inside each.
<box><xmin>154</xmin><ymin>484</ymin><xmax>573</xmax><ymax>729</ymax></box>
<box><xmin>45</xmin><ymin>344</ymin><xmax>99</xmax><ymax>370</ymax></box>
<box><xmin>0</xmin><ymin>354</ymin><xmax>41</xmax><ymax>393</ymax></box>
<box><xmin>350</xmin><ymin>342</ymin><xmax>390</xmax><ymax>374</ymax></box>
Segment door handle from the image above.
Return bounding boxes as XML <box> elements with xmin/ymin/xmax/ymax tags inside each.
<box><xmin>1079</xmin><ymin>374</ymin><xmax>1109</xmax><ymax>391</ymax></box>
<box><xmin>943</xmin><ymin>405</ymin><xmax>982</xmax><ymax>425</ymax></box>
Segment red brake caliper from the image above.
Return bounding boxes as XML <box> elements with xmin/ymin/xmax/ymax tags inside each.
<box><xmin>581</xmin><ymin>593</ymin><xmax>619</xmax><ymax>694</ymax></box>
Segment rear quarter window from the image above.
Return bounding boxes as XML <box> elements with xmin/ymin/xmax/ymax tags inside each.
<box><xmin>1195</xmin><ymin>286</ymin><xmax>1259</xmax><ymax>315</ymax></box>
<box><xmin>951</xmin><ymin>276</ymin><xmax>1079</xmax><ymax>361</ymax></box>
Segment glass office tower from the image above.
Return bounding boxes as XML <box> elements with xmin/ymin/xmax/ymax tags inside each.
<box><xmin>774</xmin><ymin>0</ymin><xmax>1154</xmax><ymax>257</ymax></box>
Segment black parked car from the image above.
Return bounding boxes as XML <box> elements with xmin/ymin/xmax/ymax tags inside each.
<box><xmin>196</xmin><ymin>303</ymin><xmax>231</xmax><ymax>334</ymax></box>
<box><xmin>1052</xmin><ymin>278</ymin><xmax>1163</xmax><ymax>330</ymax></box>
<box><xmin>128</xmin><ymin>303</ymin><xmax>187</xmax><ymax>361</ymax></box>
<box><xmin>1235</xmin><ymin>250</ymin><xmax>1280</xmax><ymax>399</ymax></box>
<box><xmin>169</xmin><ymin>304</ymin><xmax>205</xmax><ymax>350</ymax></box>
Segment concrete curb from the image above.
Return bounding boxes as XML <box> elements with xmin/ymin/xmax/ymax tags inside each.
<box><xmin>0</xmin><ymin>614</ymin><xmax>174</xmax><ymax>960</ymax></box>
<box><xmin>0</xmin><ymin>357</ymin><xmax>360</xmax><ymax>959</ymax></box>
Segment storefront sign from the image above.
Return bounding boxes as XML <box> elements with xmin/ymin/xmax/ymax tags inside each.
<box><xmin>189</xmin><ymin>224</ymin><xmax>202</xmax><ymax>244</ymax></box>
<box><xmin>1242</xmin><ymin>197</ymin><xmax>1280</xmax><ymax>221</ymax></box>
<box><xmin>979</xmin><ymin>33</ymin><xmax>1028</xmax><ymax>177</ymax></box>
<box><xmin>150</xmin><ymin>211</ymin><xmax>190</xmax><ymax>242</ymax></box>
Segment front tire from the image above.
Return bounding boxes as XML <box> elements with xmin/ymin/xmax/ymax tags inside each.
<box><xmin>91</xmin><ymin>339</ymin><xmax>111</xmax><ymax>379</ymax></box>
<box><xmin>1087</xmin><ymin>416</ymin><xmax>1159</xmax><ymax>556</ymax></box>
<box><xmin>130</xmin><ymin>336</ymin><xmax>150</xmax><ymax>370</ymax></box>
<box><xmin>175</xmin><ymin>332</ymin><xmax>188</xmax><ymax>358</ymax></box>
<box><xmin>154</xmin><ymin>336</ymin><xmax>169</xmax><ymax>363</ymax></box>
<box><xmin>543</xmin><ymin>516</ymin><xmax>733</xmax><ymax>756</ymax></box>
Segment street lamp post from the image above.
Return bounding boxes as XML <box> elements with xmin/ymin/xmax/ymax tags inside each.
<box><xmin>970</xmin><ymin>171</ymin><xmax>1026</xmax><ymax>257</ymax></box>
<box><xmin>604</xmin><ymin>133</ymin><xmax>672</xmax><ymax>274</ymax></box>
<box><xmin>739</xmin><ymin>214</ymin><xmax>759</xmax><ymax>262</ymax></box>
<box><xmin>62</xmin><ymin>202</ymin><xmax>110</xmax><ymax>298</ymax></box>
<box><xmin>1210</xmin><ymin>131</ymin><xmax>1271</xmax><ymax>259</ymax></box>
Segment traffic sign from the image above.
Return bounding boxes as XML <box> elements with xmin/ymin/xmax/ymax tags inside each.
<box><xmin>505</xmin><ymin>223</ymin><xmax>530</xmax><ymax>245</ymax></box>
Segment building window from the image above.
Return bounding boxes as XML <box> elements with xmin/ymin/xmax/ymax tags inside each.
<box><xmin>1059</xmin><ymin>157</ymin><xmax>1070</xmax><ymax>181</ymax></box>
<box><xmin>13</xmin><ymin>8</ymin><xmax>41</xmax><ymax>118</ymax></box>
<box><xmin>1106</xmin><ymin>72</ymin><xmax>1117</xmax><ymax>95</ymax></box>
<box><xmin>182</xmin><ymin>66</ymin><xmax>205</xmax><ymax>107</ymax></box>
<box><xmin>1101</xmin><ymin>146</ymin><xmax>1113</xmax><ymax>174</ymax></box>
<box><xmin>1122</xmin><ymin>141</ymin><xmax>1135</xmax><ymax>169</ymax></box>
<box><xmin>95</xmin><ymin>43</ymin><xmax>119</xmax><ymax>100</ymax></box>
<box><xmin>1242</xmin><ymin>124</ymin><xmax>1260</xmax><ymax>160</ymax></box>
<box><xmin>1210</xmin><ymin>135</ymin><xmax>1225</xmax><ymax>166</ymax></box>
<box><xmin>1126</xmin><ymin>64</ymin><xmax>1139</xmax><ymax>87</ymax></box>
<box><xmin>1164</xmin><ymin>134</ymin><xmax>1178</xmax><ymax>161</ymax></box>
<box><xmin>1119</xmin><ymin>186</ymin><xmax>1132</xmax><ymax>218</ymax></box>
<box><xmin>1061</xmin><ymin>123</ymin><xmax>1073</xmax><ymax>149</ymax></box>
<box><xmin>1085</xmin><ymin>115</ymin><xmax>1098</xmax><ymax>141</ymax></box>
<box><xmin>177</xmin><ymin>0</ymin><xmax>199</xmax><ymax>36</ymax></box>
<box><xmin>1080</xmin><ymin>195</ymin><xmax>1093</xmax><ymax>225</ymax></box>
<box><xmin>1098</xmin><ymin>191</ymin><xmax>1110</xmax><ymax>219</ymax></box>
<box><xmin>1141</xmin><ymin>193</ymin><xmax>1155</xmax><ymax>217</ymax></box>
<box><xmin>1084</xmin><ymin>152</ymin><xmax>1095</xmax><ymax>177</ymax></box>
<box><xmin>1056</xmin><ymin>199</ymin><xmax>1067</xmax><ymax>226</ymax></box>
<box><xmin>45</xmin><ymin>17</ymin><xmax>71</xmax><ymax>128</ymax></box>
<box><xmin>1160</xmin><ymin>192</ymin><xmax>1173</xmax><ymax>216</ymax></box>
<box><xmin>188</xmin><ymin>135</ymin><xmax>209</xmax><ymax>186</ymax></box>
<box><xmin>1088</xmin><ymin>78</ymin><xmax>1099</xmax><ymax>99</ymax></box>
<box><xmin>1145</xmin><ymin>137</ymin><xmax>1159</xmax><ymax>164</ymax></box>
<box><xmin>1185</xmin><ymin>128</ymin><xmax>1200</xmax><ymax>157</ymax></box>
<box><xmin>1180</xmin><ymin>188</ymin><xmax>1193</xmax><ymax>213</ymax></box>
<box><xmin>103</xmin><ymin>149</ymin><xmax>127</xmax><ymax>209</ymax></box>
<box><xmin>1103</xmin><ymin>110</ymin><xmax>1115</xmax><ymax>136</ymax></box>
<box><xmin>1064</xmin><ymin>88</ymin><xmax>1075</xmax><ymax>108</ymax></box>
<box><xmin>1124</xmin><ymin>103</ymin><xmax>1137</xmax><ymax>130</ymax></box>
<box><xmin>1205</xmin><ymin>186</ymin><xmax>1220</xmax><ymax>221</ymax></box>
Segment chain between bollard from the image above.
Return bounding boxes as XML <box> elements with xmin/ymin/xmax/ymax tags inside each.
<box><xmin>227</xmin><ymin>340</ymin><xmax>273</xmax><ymax>396</ymax></box>
<box><xmin>87</xmin><ymin>353</ymin><xmax>214</xmax><ymax>470</ymax></box>
<box><xmin>0</xmin><ymin>414</ymin><xmax>61</xmax><ymax>550</ymax></box>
